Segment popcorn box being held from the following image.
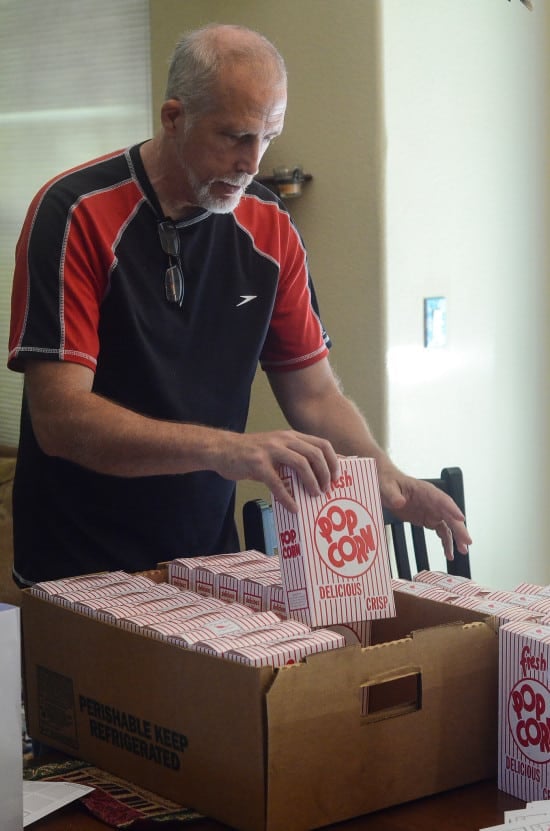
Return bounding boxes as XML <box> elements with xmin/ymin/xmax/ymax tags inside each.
<box><xmin>272</xmin><ymin>456</ymin><xmax>395</xmax><ymax>626</ymax></box>
<box><xmin>498</xmin><ymin>620</ymin><xmax>550</xmax><ymax>802</ymax></box>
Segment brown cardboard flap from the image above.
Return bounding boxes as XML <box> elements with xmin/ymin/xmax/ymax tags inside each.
<box><xmin>264</xmin><ymin>619</ymin><xmax>498</xmax><ymax>831</ymax></box>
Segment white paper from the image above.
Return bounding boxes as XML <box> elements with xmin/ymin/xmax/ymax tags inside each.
<box><xmin>23</xmin><ymin>780</ymin><xmax>94</xmax><ymax>826</ymax></box>
<box><xmin>0</xmin><ymin>604</ymin><xmax>23</xmax><ymax>831</ymax></box>
<box><xmin>505</xmin><ymin>810</ymin><xmax>550</xmax><ymax>825</ymax></box>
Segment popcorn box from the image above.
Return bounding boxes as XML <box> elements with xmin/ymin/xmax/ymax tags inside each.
<box><xmin>225</xmin><ymin>629</ymin><xmax>346</xmax><ymax>667</ymax></box>
<box><xmin>168</xmin><ymin>551</ymin><xmax>266</xmax><ymax>591</ymax></box>
<box><xmin>155</xmin><ymin>611</ymin><xmax>282</xmax><ymax>648</ymax></box>
<box><xmin>30</xmin><ymin>570</ymin><xmax>130</xmax><ymax>597</ymax></box>
<box><xmin>499</xmin><ymin>620</ymin><xmax>550</xmax><ymax>802</ymax></box>
<box><xmin>272</xmin><ymin>456</ymin><xmax>395</xmax><ymax>626</ymax></box>
<box><xmin>239</xmin><ymin>573</ymin><xmax>282</xmax><ymax>612</ymax></box>
<box><xmin>194</xmin><ymin>619</ymin><xmax>311</xmax><ymax>656</ymax></box>
<box><xmin>265</xmin><ymin>583</ymin><xmax>287</xmax><ymax>617</ymax></box>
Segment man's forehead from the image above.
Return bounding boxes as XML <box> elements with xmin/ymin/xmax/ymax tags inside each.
<box><xmin>211</xmin><ymin>83</ymin><xmax>287</xmax><ymax>129</ymax></box>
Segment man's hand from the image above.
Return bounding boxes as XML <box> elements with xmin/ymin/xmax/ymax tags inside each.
<box><xmin>212</xmin><ymin>429</ymin><xmax>341</xmax><ymax>513</ymax></box>
<box><xmin>377</xmin><ymin>464</ymin><xmax>472</xmax><ymax>561</ymax></box>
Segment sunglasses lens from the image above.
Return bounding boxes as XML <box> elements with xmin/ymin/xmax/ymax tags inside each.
<box><xmin>165</xmin><ymin>264</ymin><xmax>184</xmax><ymax>305</ymax></box>
<box><xmin>159</xmin><ymin>223</ymin><xmax>179</xmax><ymax>256</ymax></box>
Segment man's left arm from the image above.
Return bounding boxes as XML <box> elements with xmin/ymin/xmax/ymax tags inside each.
<box><xmin>267</xmin><ymin>357</ymin><xmax>471</xmax><ymax>561</ymax></box>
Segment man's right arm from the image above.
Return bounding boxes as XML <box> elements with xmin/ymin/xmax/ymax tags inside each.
<box><xmin>24</xmin><ymin>360</ymin><xmax>339</xmax><ymax>512</ymax></box>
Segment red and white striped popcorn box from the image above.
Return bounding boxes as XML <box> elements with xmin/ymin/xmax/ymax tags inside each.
<box><xmin>100</xmin><ymin>592</ymin><xmax>204</xmax><ymax>625</ymax></box>
<box><xmin>413</xmin><ymin>571</ymin><xmax>481</xmax><ymax>594</ymax></box>
<box><xmin>225</xmin><ymin>629</ymin><xmax>346</xmax><ymax>667</ymax></box>
<box><xmin>142</xmin><ymin>605</ymin><xmax>268</xmax><ymax>642</ymax></box>
<box><xmin>49</xmin><ymin>580</ymin><xmax>153</xmax><ymax>609</ymax></box>
<box><xmin>525</xmin><ymin>598</ymin><xmax>550</xmax><ymax>615</ymax></box>
<box><xmin>265</xmin><ymin>584</ymin><xmax>287</xmax><ymax>618</ymax></box>
<box><xmin>30</xmin><ymin>570</ymin><xmax>131</xmax><ymax>598</ymax></box>
<box><xmin>454</xmin><ymin>596</ymin><xmax>544</xmax><ymax>626</ymax></box>
<box><xmin>73</xmin><ymin>579</ymin><xmax>181</xmax><ymax>608</ymax></box>
<box><xmin>193</xmin><ymin>556</ymin><xmax>278</xmax><ymax>599</ymax></box>
<box><xmin>449</xmin><ymin>581</ymin><xmax>492</xmax><ymax>598</ymax></box>
<box><xmin>166</xmin><ymin>611</ymin><xmax>285</xmax><ymax>649</ymax></box>
<box><xmin>193</xmin><ymin>566</ymin><xmax>222</xmax><ymax>598</ymax></box>
<box><xmin>246</xmin><ymin>556</ymin><xmax>282</xmax><ymax>575</ymax></box>
<box><xmin>272</xmin><ymin>457</ymin><xmax>395</xmax><ymax>627</ymax></box>
<box><xmin>168</xmin><ymin>551</ymin><xmax>267</xmax><ymax>590</ymax></box>
<box><xmin>120</xmin><ymin>597</ymin><xmax>228</xmax><ymax>632</ymax></box>
<box><xmin>121</xmin><ymin>609</ymin><xmax>177</xmax><ymax>633</ymax></box>
<box><xmin>194</xmin><ymin>619</ymin><xmax>312</xmax><ymax>656</ymax></box>
<box><xmin>176</xmin><ymin>603</ymin><xmax>255</xmax><ymax>630</ymax></box>
<box><xmin>216</xmin><ymin>564</ymin><xmax>272</xmax><ymax>604</ymax></box>
<box><xmin>239</xmin><ymin>572</ymin><xmax>282</xmax><ymax>613</ymax></box>
<box><xmin>485</xmin><ymin>590</ymin><xmax>547</xmax><ymax>610</ymax></box>
<box><xmin>126</xmin><ymin>591</ymin><xmax>205</xmax><ymax>612</ymax></box>
<box><xmin>412</xmin><ymin>570</ymin><xmax>449</xmax><ymax>585</ymax></box>
<box><xmin>513</xmin><ymin>583</ymin><xmax>550</xmax><ymax>597</ymax></box>
<box><xmin>393</xmin><ymin>580</ymin><xmax>459</xmax><ymax>603</ymax></box>
<box><xmin>498</xmin><ymin>620</ymin><xmax>550</xmax><ymax>802</ymax></box>
<box><xmin>71</xmin><ymin>590</ymin><xmax>164</xmax><ymax>617</ymax></box>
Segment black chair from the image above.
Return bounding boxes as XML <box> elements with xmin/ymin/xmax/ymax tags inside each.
<box><xmin>242</xmin><ymin>466</ymin><xmax>471</xmax><ymax>581</ymax></box>
<box><xmin>383</xmin><ymin>466</ymin><xmax>471</xmax><ymax>581</ymax></box>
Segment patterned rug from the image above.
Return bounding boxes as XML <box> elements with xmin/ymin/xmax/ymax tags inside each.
<box><xmin>23</xmin><ymin>758</ymin><xmax>203</xmax><ymax>827</ymax></box>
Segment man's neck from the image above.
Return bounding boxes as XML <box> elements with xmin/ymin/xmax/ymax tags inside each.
<box><xmin>139</xmin><ymin>137</ymin><xmax>198</xmax><ymax>220</ymax></box>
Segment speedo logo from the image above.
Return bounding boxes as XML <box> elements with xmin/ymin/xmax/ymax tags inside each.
<box><xmin>236</xmin><ymin>295</ymin><xmax>257</xmax><ymax>307</ymax></box>
<box><xmin>314</xmin><ymin>498</ymin><xmax>378</xmax><ymax>577</ymax></box>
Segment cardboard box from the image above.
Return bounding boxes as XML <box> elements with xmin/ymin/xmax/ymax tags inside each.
<box><xmin>22</xmin><ymin>575</ymin><xmax>499</xmax><ymax>831</ymax></box>
<box><xmin>498</xmin><ymin>620</ymin><xmax>550</xmax><ymax>802</ymax></box>
<box><xmin>272</xmin><ymin>456</ymin><xmax>395</xmax><ymax>626</ymax></box>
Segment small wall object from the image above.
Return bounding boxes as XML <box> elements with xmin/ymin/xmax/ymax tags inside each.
<box><xmin>256</xmin><ymin>166</ymin><xmax>312</xmax><ymax>199</ymax></box>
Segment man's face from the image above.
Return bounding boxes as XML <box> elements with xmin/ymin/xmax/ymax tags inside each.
<box><xmin>173</xmin><ymin>66</ymin><xmax>287</xmax><ymax>213</ymax></box>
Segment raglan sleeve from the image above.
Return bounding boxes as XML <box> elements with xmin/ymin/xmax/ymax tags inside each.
<box><xmin>8</xmin><ymin>180</ymin><xmax>105</xmax><ymax>374</ymax></box>
<box><xmin>259</xmin><ymin>212</ymin><xmax>331</xmax><ymax>373</ymax></box>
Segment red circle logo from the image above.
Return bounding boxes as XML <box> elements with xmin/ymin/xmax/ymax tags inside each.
<box><xmin>508</xmin><ymin>678</ymin><xmax>550</xmax><ymax>764</ymax></box>
<box><xmin>314</xmin><ymin>498</ymin><xmax>378</xmax><ymax>577</ymax></box>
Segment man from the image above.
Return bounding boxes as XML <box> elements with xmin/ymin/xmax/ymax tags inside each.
<box><xmin>8</xmin><ymin>24</ymin><xmax>470</xmax><ymax>586</ymax></box>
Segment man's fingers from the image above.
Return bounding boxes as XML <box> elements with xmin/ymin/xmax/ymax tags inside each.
<box><xmin>435</xmin><ymin>521</ymin><xmax>454</xmax><ymax>561</ymax></box>
<box><xmin>273</xmin><ymin>434</ymin><xmax>339</xmax><ymax>496</ymax></box>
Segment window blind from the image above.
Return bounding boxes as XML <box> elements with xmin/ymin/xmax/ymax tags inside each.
<box><xmin>0</xmin><ymin>0</ymin><xmax>152</xmax><ymax>446</ymax></box>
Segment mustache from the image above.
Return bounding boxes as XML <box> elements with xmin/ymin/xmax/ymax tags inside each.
<box><xmin>217</xmin><ymin>175</ymin><xmax>252</xmax><ymax>189</ymax></box>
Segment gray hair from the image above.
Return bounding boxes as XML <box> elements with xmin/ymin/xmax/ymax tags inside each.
<box><xmin>165</xmin><ymin>23</ymin><xmax>287</xmax><ymax>117</ymax></box>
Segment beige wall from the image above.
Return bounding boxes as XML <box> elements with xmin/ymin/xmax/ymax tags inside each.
<box><xmin>149</xmin><ymin>0</ymin><xmax>386</xmax><ymax>538</ymax></box>
<box><xmin>382</xmin><ymin>0</ymin><xmax>550</xmax><ymax>589</ymax></box>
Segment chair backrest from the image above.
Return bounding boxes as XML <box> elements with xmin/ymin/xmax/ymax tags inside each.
<box><xmin>383</xmin><ymin>466</ymin><xmax>471</xmax><ymax>581</ymax></box>
<box><xmin>242</xmin><ymin>465</ymin><xmax>471</xmax><ymax>581</ymax></box>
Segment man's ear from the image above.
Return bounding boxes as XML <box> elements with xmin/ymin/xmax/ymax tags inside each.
<box><xmin>160</xmin><ymin>98</ymin><xmax>184</xmax><ymax>134</ymax></box>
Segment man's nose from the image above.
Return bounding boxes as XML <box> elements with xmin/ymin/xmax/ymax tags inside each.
<box><xmin>236</xmin><ymin>139</ymin><xmax>263</xmax><ymax>176</ymax></box>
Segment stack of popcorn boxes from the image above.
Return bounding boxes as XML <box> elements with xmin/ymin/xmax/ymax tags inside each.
<box><xmin>30</xmin><ymin>551</ymin><xmax>347</xmax><ymax>668</ymax></box>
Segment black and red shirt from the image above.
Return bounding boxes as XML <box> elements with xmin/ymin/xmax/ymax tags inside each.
<box><xmin>8</xmin><ymin>143</ymin><xmax>330</xmax><ymax>584</ymax></box>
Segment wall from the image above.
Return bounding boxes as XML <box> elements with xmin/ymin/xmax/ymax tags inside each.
<box><xmin>149</xmin><ymin>0</ymin><xmax>386</xmax><ymax>535</ymax></box>
<box><xmin>382</xmin><ymin>0</ymin><xmax>550</xmax><ymax>589</ymax></box>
